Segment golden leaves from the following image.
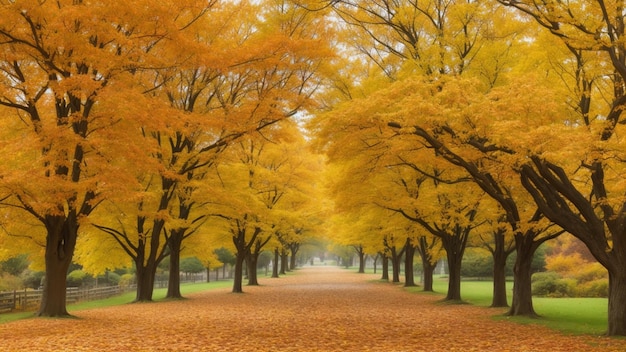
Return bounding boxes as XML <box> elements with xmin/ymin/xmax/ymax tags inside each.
<box><xmin>0</xmin><ymin>267</ymin><xmax>622</xmax><ymax>351</ymax></box>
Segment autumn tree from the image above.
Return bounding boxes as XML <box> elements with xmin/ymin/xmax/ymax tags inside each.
<box><xmin>489</xmin><ymin>0</ymin><xmax>626</xmax><ymax>336</ymax></box>
<box><xmin>386</xmin><ymin>174</ymin><xmax>487</xmax><ymax>301</ymax></box>
<box><xmin>209</xmin><ymin>120</ymin><xmax>320</xmax><ymax>293</ymax></box>
<box><xmin>0</xmin><ymin>0</ymin><xmax>204</xmax><ymax>316</ymax></box>
<box><xmin>416</xmin><ymin>235</ymin><xmax>443</xmax><ymax>292</ymax></box>
<box><xmin>75</xmin><ymin>0</ymin><xmax>333</xmax><ymax>301</ymax></box>
<box><xmin>477</xmin><ymin>214</ymin><xmax>516</xmax><ymax>307</ymax></box>
<box><xmin>386</xmin><ymin>75</ymin><xmax>569</xmax><ymax>315</ymax></box>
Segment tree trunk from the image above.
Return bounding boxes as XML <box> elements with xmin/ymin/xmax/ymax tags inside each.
<box><xmin>404</xmin><ymin>238</ymin><xmax>416</xmax><ymax>287</ymax></box>
<box><xmin>37</xmin><ymin>216</ymin><xmax>76</xmax><ymax>317</ymax></box>
<box><xmin>390</xmin><ymin>248</ymin><xmax>401</xmax><ymax>283</ymax></box>
<box><xmin>417</xmin><ymin>236</ymin><xmax>436</xmax><ymax>292</ymax></box>
<box><xmin>135</xmin><ymin>261</ymin><xmax>157</xmax><ymax>302</ymax></box>
<box><xmin>442</xmin><ymin>230</ymin><xmax>468</xmax><ymax>302</ymax></box>
<box><xmin>166</xmin><ymin>234</ymin><xmax>183</xmax><ymax>299</ymax></box>
<box><xmin>608</xmin><ymin>270</ymin><xmax>626</xmax><ymax>336</ymax></box>
<box><xmin>422</xmin><ymin>259</ymin><xmax>435</xmax><ymax>292</ymax></box>
<box><xmin>445</xmin><ymin>247</ymin><xmax>463</xmax><ymax>301</ymax></box>
<box><xmin>206</xmin><ymin>266</ymin><xmax>211</xmax><ymax>283</ymax></box>
<box><xmin>280</xmin><ymin>250</ymin><xmax>288</xmax><ymax>274</ymax></box>
<box><xmin>491</xmin><ymin>253</ymin><xmax>508</xmax><ymax>307</ymax></box>
<box><xmin>232</xmin><ymin>250</ymin><xmax>245</xmax><ymax>293</ymax></box>
<box><xmin>272</xmin><ymin>248</ymin><xmax>280</xmax><ymax>278</ymax></box>
<box><xmin>507</xmin><ymin>234</ymin><xmax>538</xmax><ymax>317</ymax></box>
<box><xmin>373</xmin><ymin>253</ymin><xmax>379</xmax><ymax>274</ymax></box>
<box><xmin>355</xmin><ymin>245</ymin><xmax>366</xmax><ymax>273</ymax></box>
<box><xmin>246</xmin><ymin>249</ymin><xmax>259</xmax><ymax>286</ymax></box>
<box><xmin>289</xmin><ymin>243</ymin><xmax>299</xmax><ymax>270</ymax></box>
<box><xmin>381</xmin><ymin>253</ymin><xmax>389</xmax><ymax>281</ymax></box>
<box><xmin>491</xmin><ymin>231</ymin><xmax>512</xmax><ymax>307</ymax></box>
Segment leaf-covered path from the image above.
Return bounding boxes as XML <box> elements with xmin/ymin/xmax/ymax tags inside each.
<box><xmin>1</xmin><ymin>266</ymin><xmax>625</xmax><ymax>351</ymax></box>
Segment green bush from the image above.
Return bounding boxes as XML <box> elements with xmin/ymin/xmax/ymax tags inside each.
<box><xmin>22</xmin><ymin>270</ymin><xmax>45</xmax><ymax>289</ymax></box>
<box><xmin>105</xmin><ymin>272</ymin><xmax>121</xmax><ymax>286</ymax></box>
<box><xmin>67</xmin><ymin>269</ymin><xmax>93</xmax><ymax>287</ymax></box>
<box><xmin>119</xmin><ymin>273</ymin><xmax>135</xmax><ymax>288</ymax></box>
<box><xmin>532</xmin><ymin>271</ymin><xmax>571</xmax><ymax>297</ymax></box>
<box><xmin>461</xmin><ymin>248</ymin><xmax>493</xmax><ymax>278</ymax></box>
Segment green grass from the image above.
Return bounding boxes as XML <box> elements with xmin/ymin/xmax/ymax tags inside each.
<box><xmin>499</xmin><ymin>297</ymin><xmax>608</xmax><ymax>336</ymax></box>
<box><xmin>0</xmin><ymin>279</ymin><xmax>233</xmax><ymax>324</ymax></box>
<box><xmin>403</xmin><ymin>275</ymin><xmax>609</xmax><ymax>336</ymax></box>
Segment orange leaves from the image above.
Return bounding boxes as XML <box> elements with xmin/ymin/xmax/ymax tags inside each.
<box><xmin>0</xmin><ymin>267</ymin><xmax>622</xmax><ymax>351</ymax></box>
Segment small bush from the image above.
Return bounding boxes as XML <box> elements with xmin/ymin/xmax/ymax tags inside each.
<box><xmin>532</xmin><ymin>271</ymin><xmax>571</xmax><ymax>297</ymax></box>
<box><xmin>461</xmin><ymin>248</ymin><xmax>493</xmax><ymax>278</ymax></box>
<box><xmin>106</xmin><ymin>272</ymin><xmax>121</xmax><ymax>285</ymax></box>
<box><xmin>67</xmin><ymin>269</ymin><xmax>93</xmax><ymax>287</ymax></box>
<box><xmin>119</xmin><ymin>273</ymin><xmax>135</xmax><ymax>288</ymax></box>
<box><xmin>573</xmin><ymin>262</ymin><xmax>607</xmax><ymax>283</ymax></box>
<box><xmin>575</xmin><ymin>279</ymin><xmax>608</xmax><ymax>297</ymax></box>
<box><xmin>22</xmin><ymin>271</ymin><xmax>45</xmax><ymax>289</ymax></box>
<box><xmin>0</xmin><ymin>273</ymin><xmax>23</xmax><ymax>291</ymax></box>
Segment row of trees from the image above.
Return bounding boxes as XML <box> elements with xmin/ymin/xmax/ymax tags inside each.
<box><xmin>311</xmin><ymin>0</ymin><xmax>626</xmax><ymax>336</ymax></box>
<box><xmin>2</xmin><ymin>0</ymin><xmax>626</xmax><ymax>339</ymax></box>
<box><xmin>0</xmin><ymin>0</ymin><xmax>332</xmax><ymax>318</ymax></box>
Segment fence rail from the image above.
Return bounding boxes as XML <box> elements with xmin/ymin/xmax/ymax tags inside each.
<box><xmin>0</xmin><ymin>285</ymin><xmax>128</xmax><ymax>313</ymax></box>
<box><xmin>0</xmin><ymin>271</ymin><xmax>230</xmax><ymax>314</ymax></box>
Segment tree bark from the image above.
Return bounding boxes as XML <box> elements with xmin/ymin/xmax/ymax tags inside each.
<box><xmin>280</xmin><ymin>250</ymin><xmax>288</xmax><ymax>274</ymax></box>
<box><xmin>507</xmin><ymin>234</ymin><xmax>539</xmax><ymax>317</ymax></box>
<box><xmin>231</xmin><ymin>226</ymin><xmax>261</xmax><ymax>293</ymax></box>
<box><xmin>289</xmin><ymin>243</ymin><xmax>299</xmax><ymax>270</ymax></box>
<box><xmin>135</xmin><ymin>260</ymin><xmax>157</xmax><ymax>302</ymax></box>
<box><xmin>608</xmin><ymin>271</ymin><xmax>626</xmax><ymax>336</ymax></box>
<box><xmin>404</xmin><ymin>238</ymin><xmax>416</xmax><ymax>287</ymax></box>
<box><xmin>422</xmin><ymin>259</ymin><xmax>435</xmax><ymax>292</ymax></box>
<box><xmin>354</xmin><ymin>245</ymin><xmax>366</xmax><ymax>273</ymax></box>
<box><xmin>372</xmin><ymin>253</ymin><xmax>379</xmax><ymax>274</ymax></box>
<box><xmin>441</xmin><ymin>228</ymin><xmax>469</xmax><ymax>302</ymax></box>
<box><xmin>37</xmin><ymin>216</ymin><xmax>77</xmax><ymax>317</ymax></box>
<box><xmin>445</xmin><ymin>247</ymin><xmax>462</xmax><ymax>301</ymax></box>
<box><xmin>417</xmin><ymin>236</ymin><xmax>437</xmax><ymax>292</ymax></box>
<box><xmin>272</xmin><ymin>248</ymin><xmax>280</xmax><ymax>278</ymax></box>
<box><xmin>246</xmin><ymin>249</ymin><xmax>260</xmax><ymax>286</ymax></box>
<box><xmin>491</xmin><ymin>231</ymin><xmax>513</xmax><ymax>307</ymax></box>
<box><xmin>390</xmin><ymin>247</ymin><xmax>401</xmax><ymax>283</ymax></box>
<box><xmin>166</xmin><ymin>234</ymin><xmax>183</xmax><ymax>299</ymax></box>
<box><xmin>381</xmin><ymin>252</ymin><xmax>389</xmax><ymax>281</ymax></box>
<box><xmin>491</xmin><ymin>251</ymin><xmax>508</xmax><ymax>307</ymax></box>
<box><xmin>232</xmin><ymin>250</ymin><xmax>245</xmax><ymax>293</ymax></box>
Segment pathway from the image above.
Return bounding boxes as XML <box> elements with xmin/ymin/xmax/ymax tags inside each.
<box><xmin>0</xmin><ymin>266</ymin><xmax>624</xmax><ymax>351</ymax></box>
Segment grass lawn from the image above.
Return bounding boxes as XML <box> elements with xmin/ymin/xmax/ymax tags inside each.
<box><xmin>404</xmin><ymin>274</ymin><xmax>609</xmax><ymax>336</ymax></box>
<box><xmin>0</xmin><ymin>279</ymin><xmax>233</xmax><ymax>324</ymax></box>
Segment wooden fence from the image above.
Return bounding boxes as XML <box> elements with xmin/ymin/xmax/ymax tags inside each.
<box><xmin>0</xmin><ymin>271</ymin><xmax>231</xmax><ymax>314</ymax></box>
<box><xmin>0</xmin><ymin>285</ymin><xmax>126</xmax><ymax>313</ymax></box>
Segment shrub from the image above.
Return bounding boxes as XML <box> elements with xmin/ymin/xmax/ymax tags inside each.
<box><xmin>67</xmin><ymin>269</ymin><xmax>92</xmax><ymax>287</ymax></box>
<box><xmin>461</xmin><ymin>248</ymin><xmax>493</xmax><ymax>278</ymax></box>
<box><xmin>532</xmin><ymin>271</ymin><xmax>571</xmax><ymax>297</ymax></box>
<box><xmin>22</xmin><ymin>270</ymin><xmax>45</xmax><ymax>289</ymax></box>
<box><xmin>0</xmin><ymin>273</ymin><xmax>23</xmax><ymax>291</ymax></box>
<box><xmin>119</xmin><ymin>273</ymin><xmax>135</xmax><ymax>288</ymax></box>
<box><xmin>105</xmin><ymin>272</ymin><xmax>121</xmax><ymax>285</ymax></box>
<box><xmin>575</xmin><ymin>279</ymin><xmax>608</xmax><ymax>297</ymax></box>
<box><xmin>573</xmin><ymin>262</ymin><xmax>607</xmax><ymax>283</ymax></box>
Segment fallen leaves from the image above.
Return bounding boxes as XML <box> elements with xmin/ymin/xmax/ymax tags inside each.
<box><xmin>0</xmin><ymin>267</ymin><xmax>624</xmax><ymax>351</ymax></box>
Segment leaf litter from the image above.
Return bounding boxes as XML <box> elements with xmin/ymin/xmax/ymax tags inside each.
<box><xmin>0</xmin><ymin>266</ymin><xmax>625</xmax><ymax>351</ymax></box>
